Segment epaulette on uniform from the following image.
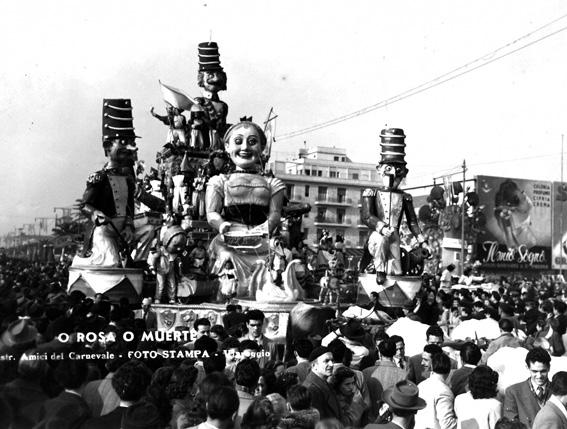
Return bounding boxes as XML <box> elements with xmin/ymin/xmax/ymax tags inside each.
<box><xmin>86</xmin><ymin>171</ymin><xmax>105</xmax><ymax>185</ymax></box>
<box><xmin>362</xmin><ymin>188</ymin><xmax>376</xmax><ymax>197</ymax></box>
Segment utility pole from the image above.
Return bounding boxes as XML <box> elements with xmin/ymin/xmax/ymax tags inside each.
<box><xmin>561</xmin><ymin>135</ymin><xmax>564</xmax><ymax>277</ymax></box>
<box><xmin>460</xmin><ymin>160</ymin><xmax>467</xmax><ymax>276</ymax></box>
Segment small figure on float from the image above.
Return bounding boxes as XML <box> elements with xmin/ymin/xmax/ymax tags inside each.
<box><xmin>217</xmin><ymin>260</ymin><xmax>238</xmax><ymax>302</ymax></box>
<box><xmin>150</xmin><ymin>105</ymin><xmax>188</xmax><ymax>148</ymax></box>
<box><xmin>205</xmin><ymin>118</ymin><xmax>285</xmax><ymax>296</ymax></box>
<box><xmin>74</xmin><ymin>99</ymin><xmax>139</xmax><ymax>267</ymax></box>
<box><xmin>194</xmin><ymin>41</ymin><xmax>228</xmax><ymax>151</ymax></box>
<box><xmin>361</xmin><ymin>128</ymin><xmax>429</xmax><ymax>284</ymax></box>
<box><xmin>147</xmin><ymin>225</ymin><xmax>187</xmax><ymax>304</ymax></box>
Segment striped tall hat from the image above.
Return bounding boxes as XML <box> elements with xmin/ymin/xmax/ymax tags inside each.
<box><xmin>102</xmin><ymin>99</ymin><xmax>139</xmax><ymax>142</ymax></box>
<box><xmin>198</xmin><ymin>41</ymin><xmax>223</xmax><ymax>72</ymax></box>
<box><xmin>379</xmin><ymin>128</ymin><xmax>406</xmax><ymax>165</ymax></box>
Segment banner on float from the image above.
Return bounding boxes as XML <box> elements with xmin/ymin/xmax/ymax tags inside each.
<box><xmin>475</xmin><ymin>175</ymin><xmax>552</xmax><ymax>270</ymax></box>
<box><xmin>552</xmin><ymin>182</ymin><xmax>567</xmax><ymax>270</ymax></box>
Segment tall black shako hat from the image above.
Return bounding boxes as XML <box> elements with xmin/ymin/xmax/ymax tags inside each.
<box><xmin>198</xmin><ymin>41</ymin><xmax>224</xmax><ymax>72</ymax></box>
<box><xmin>102</xmin><ymin>99</ymin><xmax>140</xmax><ymax>143</ymax></box>
<box><xmin>379</xmin><ymin>128</ymin><xmax>406</xmax><ymax>166</ymax></box>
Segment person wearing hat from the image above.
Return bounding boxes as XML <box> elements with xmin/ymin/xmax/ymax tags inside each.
<box><xmin>73</xmin><ymin>99</ymin><xmax>139</xmax><ymax>268</ymax></box>
<box><xmin>360</xmin><ymin>128</ymin><xmax>428</xmax><ymax>285</ymax></box>
<box><xmin>302</xmin><ymin>346</ymin><xmax>343</xmax><ymax>421</ymax></box>
<box><xmin>0</xmin><ymin>317</ymin><xmax>39</xmax><ymax>353</ymax></box>
<box><xmin>323</xmin><ymin>320</ymin><xmax>371</xmax><ymax>370</ymax></box>
<box><xmin>364</xmin><ymin>380</ymin><xmax>426</xmax><ymax>429</ymax></box>
<box><xmin>194</xmin><ymin>41</ymin><xmax>229</xmax><ymax>151</ymax></box>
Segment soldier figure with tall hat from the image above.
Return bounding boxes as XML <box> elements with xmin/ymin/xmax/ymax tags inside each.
<box><xmin>194</xmin><ymin>41</ymin><xmax>228</xmax><ymax>151</ymax></box>
<box><xmin>361</xmin><ymin>128</ymin><xmax>428</xmax><ymax>284</ymax></box>
<box><xmin>73</xmin><ymin>99</ymin><xmax>140</xmax><ymax>267</ymax></box>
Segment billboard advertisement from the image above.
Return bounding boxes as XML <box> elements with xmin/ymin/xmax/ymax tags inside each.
<box><xmin>476</xmin><ymin>175</ymin><xmax>552</xmax><ymax>270</ymax></box>
<box><xmin>552</xmin><ymin>182</ymin><xmax>567</xmax><ymax>270</ymax></box>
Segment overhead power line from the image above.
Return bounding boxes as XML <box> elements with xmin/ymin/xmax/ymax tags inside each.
<box><xmin>278</xmin><ymin>13</ymin><xmax>567</xmax><ymax>141</ymax></box>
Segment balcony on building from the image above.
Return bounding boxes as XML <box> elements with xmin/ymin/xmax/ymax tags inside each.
<box><xmin>314</xmin><ymin>196</ymin><xmax>353</xmax><ymax>206</ymax></box>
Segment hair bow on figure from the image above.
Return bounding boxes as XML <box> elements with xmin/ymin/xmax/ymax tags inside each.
<box><xmin>239</xmin><ymin>116</ymin><xmax>253</xmax><ymax>122</ymax></box>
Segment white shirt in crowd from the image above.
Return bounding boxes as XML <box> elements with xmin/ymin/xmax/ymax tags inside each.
<box><xmin>415</xmin><ymin>374</ymin><xmax>458</xmax><ymax>429</ymax></box>
<box><xmin>454</xmin><ymin>391</ymin><xmax>502</xmax><ymax>429</ymax></box>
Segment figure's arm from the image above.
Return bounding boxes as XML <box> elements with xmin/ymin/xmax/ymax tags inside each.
<box><xmin>268</xmin><ymin>178</ymin><xmax>286</xmax><ymax>234</ymax></box>
<box><xmin>268</xmin><ymin>190</ymin><xmax>285</xmax><ymax>234</ymax></box>
<box><xmin>502</xmin><ymin>388</ymin><xmax>519</xmax><ymax>421</ymax></box>
<box><xmin>205</xmin><ymin>176</ymin><xmax>230</xmax><ymax>233</ymax></box>
<box><xmin>81</xmin><ymin>172</ymin><xmax>110</xmax><ymax>224</ymax></box>
<box><xmin>150</xmin><ymin>107</ymin><xmax>171</xmax><ymax>125</ymax></box>
<box><xmin>435</xmin><ymin>390</ymin><xmax>458</xmax><ymax>429</ymax></box>
<box><xmin>403</xmin><ymin>193</ymin><xmax>426</xmax><ymax>244</ymax></box>
<box><xmin>135</xmin><ymin>185</ymin><xmax>166</xmax><ymax>213</ymax></box>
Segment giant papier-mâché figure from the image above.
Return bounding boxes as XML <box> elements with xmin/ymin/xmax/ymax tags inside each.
<box><xmin>194</xmin><ymin>41</ymin><xmax>228</xmax><ymax>151</ymax></box>
<box><xmin>361</xmin><ymin>128</ymin><xmax>428</xmax><ymax>284</ymax></box>
<box><xmin>205</xmin><ymin>119</ymin><xmax>289</xmax><ymax>298</ymax></box>
<box><xmin>74</xmin><ymin>99</ymin><xmax>140</xmax><ymax>267</ymax></box>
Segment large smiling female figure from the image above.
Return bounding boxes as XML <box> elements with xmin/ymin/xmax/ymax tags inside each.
<box><xmin>206</xmin><ymin>119</ymin><xmax>285</xmax><ymax>297</ymax></box>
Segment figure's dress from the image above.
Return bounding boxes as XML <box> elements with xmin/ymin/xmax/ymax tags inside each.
<box><xmin>206</xmin><ymin>172</ymin><xmax>285</xmax><ymax>295</ymax></box>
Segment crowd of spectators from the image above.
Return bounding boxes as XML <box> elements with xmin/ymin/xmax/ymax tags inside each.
<box><xmin>2</xmin><ymin>253</ymin><xmax>567</xmax><ymax>429</ymax></box>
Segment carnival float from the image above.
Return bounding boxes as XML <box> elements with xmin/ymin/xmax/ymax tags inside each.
<box><xmin>67</xmin><ymin>41</ymin><xmax>431</xmax><ymax>344</ymax></box>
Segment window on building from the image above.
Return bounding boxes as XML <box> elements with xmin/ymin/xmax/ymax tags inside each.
<box><xmin>330</xmin><ymin>171</ymin><xmax>338</xmax><ymax>178</ymax></box>
<box><xmin>341</xmin><ymin>157</ymin><xmax>346</xmax><ymax>162</ymax></box>
<box><xmin>337</xmin><ymin>188</ymin><xmax>346</xmax><ymax>203</ymax></box>
<box><xmin>305</xmin><ymin>170</ymin><xmax>311</xmax><ymax>176</ymax></box>
<box><xmin>352</xmin><ymin>173</ymin><xmax>359</xmax><ymax>180</ymax></box>
<box><xmin>317</xmin><ymin>207</ymin><xmax>326</xmax><ymax>221</ymax></box>
<box><xmin>305</xmin><ymin>185</ymin><xmax>310</xmax><ymax>197</ymax></box>
<box><xmin>359</xmin><ymin>231</ymin><xmax>367</xmax><ymax>247</ymax></box>
<box><xmin>337</xmin><ymin>208</ymin><xmax>346</xmax><ymax>224</ymax></box>
<box><xmin>318</xmin><ymin>186</ymin><xmax>327</xmax><ymax>201</ymax></box>
<box><xmin>317</xmin><ymin>170</ymin><xmax>323</xmax><ymax>177</ymax></box>
<box><xmin>286</xmin><ymin>184</ymin><xmax>295</xmax><ymax>200</ymax></box>
<box><xmin>334</xmin><ymin>156</ymin><xmax>339</xmax><ymax>161</ymax></box>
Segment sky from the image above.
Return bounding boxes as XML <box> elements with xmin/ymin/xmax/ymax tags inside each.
<box><xmin>1</xmin><ymin>0</ymin><xmax>567</xmax><ymax>236</ymax></box>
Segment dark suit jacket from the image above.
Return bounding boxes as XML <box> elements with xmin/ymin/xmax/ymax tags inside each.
<box><xmin>1</xmin><ymin>378</ymin><xmax>48</xmax><ymax>429</ymax></box>
<box><xmin>406</xmin><ymin>354</ymin><xmax>427</xmax><ymax>385</ymax></box>
<box><xmin>35</xmin><ymin>391</ymin><xmax>91</xmax><ymax>429</ymax></box>
<box><xmin>533</xmin><ymin>399</ymin><xmax>567</xmax><ymax>429</ymax></box>
<box><xmin>81</xmin><ymin>406</ymin><xmax>127</xmax><ymax>429</ymax></box>
<box><xmin>407</xmin><ymin>353</ymin><xmax>457</xmax><ymax>385</ymax></box>
<box><xmin>503</xmin><ymin>379</ymin><xmax>551</xmax><ymax>429</ymax></box>
<box><xmin>448</xmin><ymin>365</ymin><xmax>475</xmax><ymax>397</ymax></box>
<box><xmin>303</xmin><ymin>371</ymin><xmax>342</xmax><ymax>421</ymax></box>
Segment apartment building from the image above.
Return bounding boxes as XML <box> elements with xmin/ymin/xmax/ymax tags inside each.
<box><xmin>268</xmin><ymin>146</ymin><xmax>378</xmax><ymax>249</ymax></box>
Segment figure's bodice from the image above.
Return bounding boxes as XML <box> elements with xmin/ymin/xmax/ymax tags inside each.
<box><xmin>376</xmin><ymin>189</ymin><xmax>404</xmax><ymax>227</ymax></box>
<box><xmin>224</xmin><ymin>173</ymin><xmax>271</xmax><ymax>207</ymax></box>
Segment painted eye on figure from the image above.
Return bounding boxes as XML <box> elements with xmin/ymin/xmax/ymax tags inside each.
<box><xmin>234</xmin><ymin>137</ymin><xmax>243</xmax><ymax>145</ymax></box>
<box><xmin>247</xmin><ymin>137</ymin><xmax>258</xmax><ymax>145</ymax></box>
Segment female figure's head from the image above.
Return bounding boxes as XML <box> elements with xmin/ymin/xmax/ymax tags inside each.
<box><xmin>223</xmin><ymin>121</ymin><xmax>266</xmax><ymax>171</ymax></box>
<box><xmin>329</xmin><ymin>366</ymin><xmax>357</xmax><ymax>398</ymax></box>
<box><xmin>468</xmin><ymin>365</ymin><xmax>499</xmax><ymax>399</ymax></box>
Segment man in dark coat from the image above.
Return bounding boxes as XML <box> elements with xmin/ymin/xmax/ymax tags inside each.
<box><xmin>302</xmin><ymin>347</ymin><xmax>342</xmax><ymax>421</ymax></box>
<box><xmin>363</xmin><ymin>380</ymin><xmax>426</xmax><ymax>429</ymax></box>
<box><xmin>447</xmin><ymin>342</ymin><xmax>481</xmax><ymax>396</ymax></box>
<box><xmin>81</xmin><ymin>360</ymin><xmax>152</xmax><ymax>429</ymax></box>
<box><xmin>34</xmin><ymin>360</ymin><xmax>91</xmax><ymax>429</ymax></box>
<box><xmin>503</xmin><ymin>347</ymin><xmax>552</xmax><ymax>428</ymax></box>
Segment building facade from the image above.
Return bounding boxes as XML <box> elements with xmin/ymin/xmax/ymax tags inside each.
<box><xmin>269</xmin><ymin>146</ymin><xmax>378</xmax><ymax>249</ymax></box>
